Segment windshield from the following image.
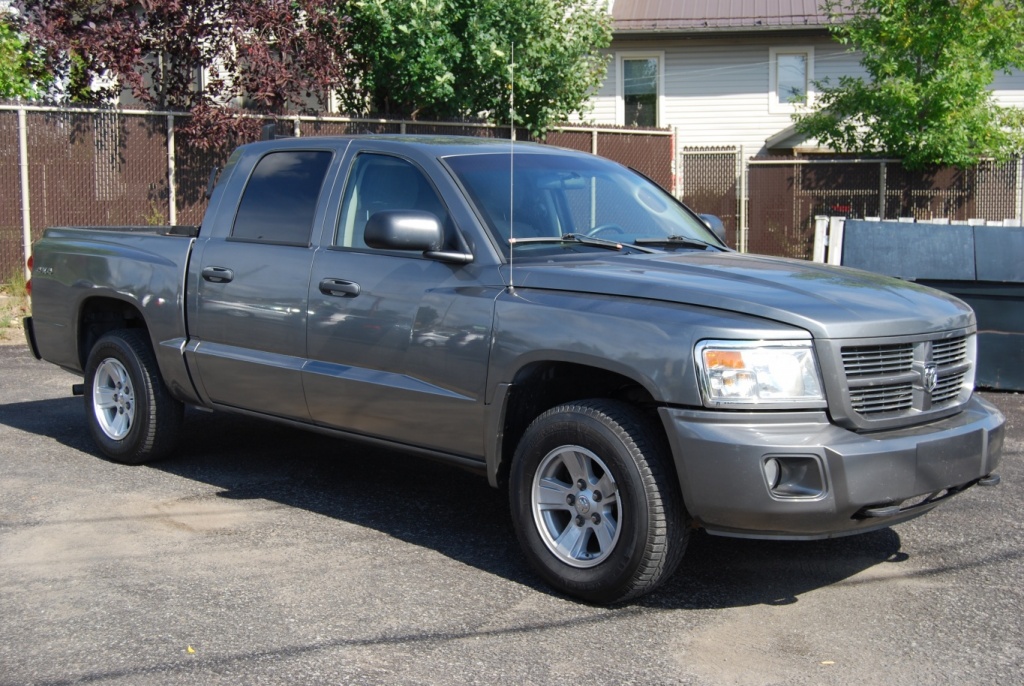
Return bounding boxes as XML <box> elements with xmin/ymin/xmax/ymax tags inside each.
<box><xmin>443</xmin><ymin>151</ymin><xmax>723</xmax><ymax>257</ymax></box>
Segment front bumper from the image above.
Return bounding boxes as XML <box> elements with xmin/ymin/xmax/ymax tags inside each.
<box><xmin>659</xmin><ymin>394</ymin><xmax>1005</xmax><ymax>540</ymax></box>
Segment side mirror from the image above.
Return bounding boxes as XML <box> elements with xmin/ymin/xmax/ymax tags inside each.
<box><xmin>699</xmin><ymin>214</ymin><xmax>727</xmax><ymax>244</ymax></box>
<box><xmin>365</xmin><ymin>210</ymin><xmax>444</xmax><ymax>252</ymax></box>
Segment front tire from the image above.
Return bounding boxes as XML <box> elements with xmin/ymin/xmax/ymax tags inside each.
<box><xmin>84</xmin><ymin>329</ymin><xmax>183</xmax><ymax>464</ymax></box>
<box><xmin>509</xmin><ymin>400</ymin><xmax>689</xmax><ymax>603</ymax></box>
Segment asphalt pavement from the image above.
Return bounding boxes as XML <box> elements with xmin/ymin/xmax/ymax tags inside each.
<box><xmin>1</xmin><ymin>341</ymin><xmax>1021</xmax><ymax>685</ymax></box>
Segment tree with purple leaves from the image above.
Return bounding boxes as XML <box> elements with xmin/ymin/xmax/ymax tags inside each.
<box><xmin>17</xmin><ymin>0</ymin><xmax>355</xmax><ymax>145</ymax></box>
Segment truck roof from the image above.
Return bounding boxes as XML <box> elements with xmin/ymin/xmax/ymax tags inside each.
<box><xmin>236</xmin><ymin>134</ymin><xmax>584</xmax><ymax>158</ymax></box>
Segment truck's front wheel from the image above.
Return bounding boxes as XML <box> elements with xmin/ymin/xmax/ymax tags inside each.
<box><xmin>509</xmin><ymin>400</ymin><xmax>688</xmax><ymax>603</ymax></box>
<box><xmin>84</xmin><ymin>329</ymin><xmax>183</xmax><ymax>464</ymax></box>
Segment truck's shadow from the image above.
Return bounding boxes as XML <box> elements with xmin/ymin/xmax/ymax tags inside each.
<box><xmin>1</xmin><ymin>397</ymin><xmax>904</xmax><ymax>608</ymax></box>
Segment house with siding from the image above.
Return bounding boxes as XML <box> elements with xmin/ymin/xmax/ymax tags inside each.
<box><xmin>587</xmin><ymin>0</ymin><xmax>1024</xmax><ymax>154</ymax></box>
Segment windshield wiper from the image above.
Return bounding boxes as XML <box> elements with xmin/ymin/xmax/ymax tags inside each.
<box><xmin>634</xmin><ymin>235</ymin><xmax>720</xmax><ymax>250</ymax></box>
<box><xmin>509</xmin><ymin>234</ymin><xmax>657</xmax><ymax>253</ymax></box>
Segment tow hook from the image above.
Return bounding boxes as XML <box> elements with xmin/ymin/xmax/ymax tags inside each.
<box><xmin>860</xmin><ymin>505</ymin><xmax>902</xmax><ymax>518</ymax></box>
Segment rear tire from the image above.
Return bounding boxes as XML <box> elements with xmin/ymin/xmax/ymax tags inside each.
<box><xmin>84</xmin><ymin>329</ymin><xmax>183</xmax><ymax>464</ymax></box>
<box><xmin>509</xmin><ymin>399</ymin><xmax>689</xmax><ymax>603</ymax></box>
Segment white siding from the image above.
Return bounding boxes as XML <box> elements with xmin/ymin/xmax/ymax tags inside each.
<box><xmin>587</xmin><ymin>35</ymin><xmax>1024</xmax><ymax>152</ymax></box>
<box><xmin>992</xmin><ymin>69</ymin><xmax>1024</xmax><ymax>108</ymax></box>
<box><xmin>586</xmin><ymin>36</ymin><xmax>857</xmax><ymax>151</ymax></box>
<box><xmin>662</xmin><ymin>41</ymin><xmax>782</xmax><ymax>150</ymax></box>
<box><xmin>813</xmin><ymin>42</ymin><xmax>867</xmax><ymax>84</ymax></box>
<box><xmin>577</xmin><ymin>51</ymin><xmax>617</xmax><ymax>123</ymax></box>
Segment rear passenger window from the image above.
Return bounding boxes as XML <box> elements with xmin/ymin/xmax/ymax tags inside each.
<box><xmin>232</xmin><ymin>150</ymin><xmax>333</xmax><ymax>245</ymax></box>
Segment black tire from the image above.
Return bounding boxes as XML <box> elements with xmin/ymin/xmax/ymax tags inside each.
<box><xmin>83</xmin><ymin>329</ymin><xmax>183</xmax><ymax>464</ymax></box>
<box><xmin>509</xmin><ymin>399</ymin><xmax>689</xmax><ymax>603</ymax></box>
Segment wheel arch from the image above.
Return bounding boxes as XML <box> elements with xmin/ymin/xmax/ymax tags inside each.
<box><xmin>77</xmin><ymin>296</ymin><xmax>149</xmax><ymax>370</ymax></box>
<box><xmin>490</xmin><ymin>359</ymin><xmax>669</xmax><ymax>491</ymax></box>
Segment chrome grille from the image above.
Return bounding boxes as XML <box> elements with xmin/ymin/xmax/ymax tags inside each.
<box><xmin>841</xmin><ymin>344</ymin><xmax>913</xmax><ymax>377</ymax></box>
<box><xmin>933</xmin><ymin>338</ymin><xmax>967</xmax><ymax>367</ymax></box>
<box><xmin>840</xmin><ymin>335</ymin><xmax>971</xmax><ymax>421</ymax></box>
<box><xmin>849</xmin><ymin>383</ymin><xmax>913</xmax><ymax>413</ymax></box>
<box><xmin>932</xmin><ymin>370</ymin><xmax>967</xmax><ymax>404</ymax></box>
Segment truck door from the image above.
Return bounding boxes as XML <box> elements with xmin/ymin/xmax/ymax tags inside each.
<box><xmin>304</xmin><ymin>151</ymin><xmax>496</xmax><ymax>457</ymax></box>
<box><xmin>189</xmin><ymin>148</ymin><xmax>336</xmax><ymax>420</ymax></box>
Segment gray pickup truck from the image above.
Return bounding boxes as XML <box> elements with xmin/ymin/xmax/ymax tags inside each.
<box><xmin>23</xmin><ymin>135</ymin><xmax>1004</xmax><ymax>603</ymax></box>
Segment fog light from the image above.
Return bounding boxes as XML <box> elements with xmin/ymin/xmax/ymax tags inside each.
<box><xmin>763</xmin><ymin>456</ymin><xmax>826</xmax><ymax>499</ymax></box>
<box><xmin>763</xmin><ymin>458</ymin><xmax>781</xmax><ymax>489</ymax></box>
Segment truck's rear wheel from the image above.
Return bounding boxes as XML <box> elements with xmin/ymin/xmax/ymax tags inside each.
<box><xmin>84</xmin><ymin>329</ymin><xmax>183</xmax><ymax>464</ymax></box>
<box><xmin>509</xmin><ymin>400</ymin><xmax>689</xmax><ymax>603</ymax></box>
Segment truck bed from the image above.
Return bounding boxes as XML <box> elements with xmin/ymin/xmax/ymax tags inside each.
<box><xmin>27</xmin><ymin>224</ymin><xmax>198</xmax><ymax>402</ymax></box>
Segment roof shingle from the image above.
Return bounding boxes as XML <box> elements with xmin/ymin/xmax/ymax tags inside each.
<box><xmin>613</xmin><ymin>0</ymin><xmax>836</xmax><ymax>32</ymax></box>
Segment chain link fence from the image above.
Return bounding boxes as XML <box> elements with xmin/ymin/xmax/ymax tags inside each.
<box><xmin>543</xmin><ymin>125</ymin><xmax>674</xmax><ymax>192</ymax></box>
<box><xmin>0</xmin><ymin>112</ymin><xmax>21</xmax><ymax>280</ymax></box>
<box><xmin>681</xmin><ymin>148</ymin><xmax>1024</xmax><ymax>259</ymax></box>
<box><xmin>677</xmin><ymin>147</ymin><xmax>741</xmax><ymax>248</ymax></box>
<box><xmin>0</xmin><ymin>105</ymin><xmax>675</xmax><ymax>279</ymax></box>
<box><xmin>10</xmin><ymin>104</ymin><xmax>1018</xmax><ymax>274</ymax></box>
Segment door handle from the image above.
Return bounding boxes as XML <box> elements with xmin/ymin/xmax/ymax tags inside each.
<box><xmin>319</xmin><ymin>278</ymin><xmax>361</xmax><ymax>297</ymax></box>
<box><xmin>201</xmin><ymin>266</ymin><xmax>234</xmax><ymax>283</ymax></box>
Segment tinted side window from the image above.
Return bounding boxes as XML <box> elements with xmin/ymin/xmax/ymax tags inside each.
<box><xmin>232</xmin><ymin>150</ymin><xmax>333</xmax><ymax>245</ymax></box>
<box><xmin>336</xmin><ymin>153</ymin><xmax>450</xmax><ymax>249</ymax></box>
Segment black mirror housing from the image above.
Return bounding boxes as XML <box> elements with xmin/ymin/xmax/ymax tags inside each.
<box><xmin>699</xmin><ymin>213</ymin><xmax>727</xmax><ymax>244</ymax></box>
<box><xmin>365</xmin><ymin>210</ymin><xmax>444</xmax><ymax>252</ymax></box>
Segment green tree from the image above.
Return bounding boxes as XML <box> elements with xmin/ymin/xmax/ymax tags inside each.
<box><xmin>794</xmin><ymin>0</ymin><xmax>1024</xmax><ymax>169</ymax></box>
<box><xmin>346</xmin><ymin>0</ymin><xmax>612</xmax><ymax>137</ymax></box>
<box><xmin>0</xmin><ymin>10</ymin><xmax>49</xmax><ymax>98</ymax></box>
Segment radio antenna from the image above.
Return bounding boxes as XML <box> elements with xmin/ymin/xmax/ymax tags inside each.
<box><xmin>507</xmin><ymin>41</ymin><xmax>516</xmax><ymax>293</ymax></box>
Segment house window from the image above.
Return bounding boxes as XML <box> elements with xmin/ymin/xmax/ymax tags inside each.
<box><xmin>618</xmin><ymin>53</ymin><xmax>662</xmax><ymax>127</ymax></box>
<box><xmin>769</xmin><ymin>47</ymin><xmax>814</xmax><ymax>113</ymax></box>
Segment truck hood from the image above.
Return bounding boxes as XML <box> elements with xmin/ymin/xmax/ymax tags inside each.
<box><xmin>506</xmin><ymin>251</ymin><xmax>975</xmax><ymax>339</ymax></box>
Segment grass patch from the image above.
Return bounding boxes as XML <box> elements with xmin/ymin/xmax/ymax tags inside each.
<box><xmin>0</xmin><ymin>267</ymin><xmax>30</xmax><ymax>345</ymax></box>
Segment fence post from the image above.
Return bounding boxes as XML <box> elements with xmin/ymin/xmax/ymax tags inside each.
<box><xmin>879</xmin><ymin>161</ymin><xmax>887</xmax><ymax>220</ymax></box>
<box><xmin>166</xmin><ymin>115</ymin><xmax>177</xmax><ymax>226</ymax></box>
<box><xmin>812</xmin><ymin>216</ymin><xmax>829</xmax><ymax>263</ymax></box>
<box><xmin>18</xmin><ymin>106</ymin><xmax>32</xmax><ymax>278</ymax></box>
<box><xmin>738</xmin><ymin>145</ymin><xmax>748</xmax><ymax>253</ymax></box>
<box><xmin>1017</xmin><ymin>155</ymin><xmax>1023</xmax><ymax>223</ymax></box>
<box><xmin>671</xmin><ymin>126</ymin><xmax>681</xmax><ymax>198</ymax></box>
<box><xmin>827</xmin><ymin>216</ymin><xmax>845</xmax><ymax>265</ymax></box>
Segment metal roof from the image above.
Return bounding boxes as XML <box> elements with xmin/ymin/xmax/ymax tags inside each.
<box><xmin>612</xmin><ymin>0</ymin><xmax>838</xmax><ymax>33</ymax></box>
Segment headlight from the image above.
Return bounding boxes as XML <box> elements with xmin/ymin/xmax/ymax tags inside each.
<box><xmin>695</xmin><ymin>340</ymin><xmax>826</xmax><ymax>408</ymax></box>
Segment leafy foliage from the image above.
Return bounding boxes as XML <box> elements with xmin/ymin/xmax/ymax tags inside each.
<box><xmin>0</xmin><ymin>8</ymin><xmax>50</xmax><ymax>98</ymax></box>
<box><xmin>17</xmin><ymin>0</ymin><xmax>355</xmax><ymax>145</ymax></box>
<box><xmin>15</xmin><ymin>0</ymin><xmax>613</xmax><ymax>144</ymax></box>
<box><xmin>346</xmin><ymin>0</ymin><xmax>612</xmax><ymax>137</ymax></box>
<box><xmin>794</xmin><ymin>0</ymin><xmax>1024</xmax><ymax>169</ymax></box>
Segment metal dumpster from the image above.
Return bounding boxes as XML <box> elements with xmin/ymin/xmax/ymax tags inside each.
<box><xmin>842</xmin><ymin>220</ymin><xmax>1024</xmax><ymax>391</ymax></box>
